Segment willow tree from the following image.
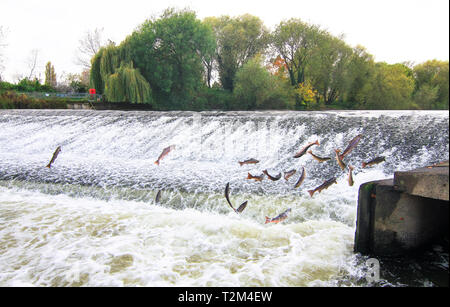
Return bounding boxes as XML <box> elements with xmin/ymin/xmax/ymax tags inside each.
<box><xmin>104</xmin><ymin>63</ymin><xmax>152</xmax><ymax>103</ymax></box>
<box><xmin>90</xmin><ymin>48</ymin><xmax>104</xmax><ymax>94</ymax></box>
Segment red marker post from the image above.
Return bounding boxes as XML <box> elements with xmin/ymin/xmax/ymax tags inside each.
<box><xmin>89</xmin><ymin>88</ymin><xmax>96</xmax><ymax>101</ymax></box>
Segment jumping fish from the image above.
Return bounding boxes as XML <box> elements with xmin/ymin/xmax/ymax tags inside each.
<box><xmin>294</xmin><ymin>167</ymin><xmax>306</xmax><ymax>188</ymax></box>
<box><xmin>238</xmin><ymin>158</ymin><xmax>259</xmax><ymax>166</ymax></box>
<box><xmin>247</xmin><ymin>172</ymin><xmax>264</xmax><ymax>182</ymax></box>
<box><xmin>46</xmin><ymin>146</ymin><xmax>61</xmax><ymax>168</ymax></box>
<box><xmin>263</xmin><ymin>170</ymin><xmax>282</xmax><ymax>181</ymax></box>
<box><xmin>348</xmin><ymin>165</ymin><xmax>354</xmax><ymax>186</ymax></box>
<box><xmin>224</xmin><ymin>183</ymin><xmax>248</xmax><ymax>214</ymax></box>
<box><xmin>362</xmin><ymin>156</ymin><xmax>385</xmax><ymax>168</ymax></box>
<box><xmin>155</xmin><ymin>190</ymin><xmax>162</xmax><ymax>203</ymax></box>
<box><xmin>265</xmin><ymin>208</ymin><xmax>292</xmax><ymax>224</ymax></box>
<box><xmin>334</xmin><ymin>149</ymin><xmax>347</xmax><ymax>171</ymax></box>
<box><xmin>307</xmin><ymin>150</ymin><xmax>331</xmax><ymax>162</ymax></box>
<box><xmin>308</xmin><ymin>177</ymin><xmax>337</xmax><ymax>197</ymax></box>
<box><xmin>339</xmin><ymin>134</ymin><xmax>363</xmax><ymax>160</ymax></box>
<box><xmin>293</xmin><ymin>140</ymin><xmax>319</xmax><ymax>158</ymax></box>
<box><xmin>154</xmin><ymin>145</ymin><xmax>175</xmax><ymax>166</ymax></box>
<box><xmin>283</xmin><ymin>169</ymin><xmax>297</xmax><ymax>181</ymax></box>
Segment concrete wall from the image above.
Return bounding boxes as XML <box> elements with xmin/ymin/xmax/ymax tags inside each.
<box><xmin>355</xmin><ymin>179</ymin><xmax>449</xmax><ymax>256</ymax></box>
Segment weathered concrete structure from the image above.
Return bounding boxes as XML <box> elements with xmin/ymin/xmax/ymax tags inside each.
<box><xmin>354</xmin><ymin>161</ymin><xmax>449</xmax><ymax>256</ymax></box>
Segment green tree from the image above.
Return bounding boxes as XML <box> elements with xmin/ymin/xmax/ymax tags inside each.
<box><xmin>413</xmin><ymin>60</ymin><xmax>449</xmax><ymax>109</ymax></box>
<box><xmin>359</xmin><ymin>62</ymin><xmax>415</xmax><ymax>109</ymax></box>
<box><xmin>123</xmin><ymin>8</ymin><xmax>216</xmax><ymax>109</ymax></box>
<box><xmin>271</xmin><ymin>18</ymin><xmax>324</xmax><ymax>87</ymax></box>
<box><xmin>90</xmin><ymin>48</ymin><xmax>104</xmax><ymax>94</ymax></box>
<box><xmin>104</xmin><ymin>62</ymin><xmax>152</xmax><ymax>103</ymax></box>
<box><xmin>233</xmin><ymin>55</ymin><xmax>295</xmax><ymax>110</ymax></box>
<box><xmin>44</xmin><ymin>61</ymin><xmax>57</xmax><ymax>88</ymax></box>
<box><xmin>308</xmin><ymin>33</ymin><xmax>353</xmax><ymax>105</ymax></box>
<box><xmin>206</xmin><ymin>14</ymin><xmax>269</xmax><ymax>91</ymax></box>
<box><xmin>344</xmin><ymin>45</ymin><xmax>375</xmax><ymax>107</ymax></box>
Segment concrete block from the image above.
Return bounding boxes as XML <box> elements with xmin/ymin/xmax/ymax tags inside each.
<box><xmin>394</xmin><ymin>162</ymin><xmax>449</xmax><ymax>201</ymax></box>
<box><xmin>355</xmin><ymin>179</ymin><xmax>449</xmax><ymax>256</ymax></box>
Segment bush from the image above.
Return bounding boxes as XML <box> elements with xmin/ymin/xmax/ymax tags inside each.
<box><xmin>233</xmin><ymin>55</ymin><xmax>295</xmax><ymax>110</ymax></box>
<box><xmin>0</xmin><ymin>90</ymin><xmax>68</xmax><ymax>109</ymax></box>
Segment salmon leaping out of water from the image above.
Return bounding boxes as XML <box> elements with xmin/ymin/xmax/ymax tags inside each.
<box><xmin>155</xmin><ymin>190</ymin><xmax>162</xmax><ymax>203</ymax></box>
<box><xmin>283</xmin><ymin>169</ymin><xmax>297</xmax><ymax>181</ymax></box>
<box><xmin>347</xmin><ymin>165</ymin><xmax>354</xmax><ymax>186</ymax></box>
<box><xmin>224</xmin><ymin>183</ymin><xmax>248</xmax><ymax>214</ymax></box>
<box><xmin>339</xmin><ymin>134</ymin><xmax>363</xmax><ymax>160</ymax></box>
<box><xmin>308</xmin><ymin>177</ymin><xmax>337</xmax><ymax>197</ymax></box>
<box><xmin>263</xmin><ymin>170</ymin><xmax>281</xmax><ymax>181</ymax></box>
<box><xmin>154</xmin><ymin>145</ymin><xmax>175</xmax><ymax>166</ymax></box>
<box><xmin>247</xmin><ymin>172</ymin><xmax>264</xmax><ymax>182</ymax></box>
<box><xmin>334</xmin><ymin>149</ymin><xmax>347</xmax><ymax>171</ymax></box>
<box><xmin>362</xmin><ymin>156</ymin><xmax>385</xmax><ymax>168</ymax></box>
<box><xmin>308</xmin><ymin>150</ymin><xmax>331</xmax><ymax>163</ymax></box>
<box><xmin>238</xmin><ymin>158</ymin><xmax>259</xmax><ymax>166</ymax></box>
<box><xmin>294</xmin><ymin>167</ymin><xmax>306</xmax><ymax>188</ymax></box>
<box><xmin>265</xmin><ymin>208</ymin><xmax>292</xmax><ymax>224</ymax></box>
<box><xmin>46</xmin><ymin>146</ymin><xmax>61</xmax><ymax>168</ymax></box>
<box><xmin>293</xmin><ymin>140</ymin><xmax>319</xmax><ymax>158</ymax></box>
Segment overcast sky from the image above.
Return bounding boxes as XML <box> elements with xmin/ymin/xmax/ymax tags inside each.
<box><xmin>0</xmin><ymin>0</ymin><xmax>449</xmax><ymax>82</ymax></box>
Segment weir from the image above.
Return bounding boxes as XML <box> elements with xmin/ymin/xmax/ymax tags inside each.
<box><xmin>0</xmin><ymin>109</ymin><xmax>448</xmax><ymax>286</ymax></box>
<box><xmin>354</xmin><ymin>161</ymin><xmax>449</xmax><ymax>256</ymax></box>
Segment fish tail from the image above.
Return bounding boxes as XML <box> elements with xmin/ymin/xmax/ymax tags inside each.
<box><xmin>239</xmin><ymin>162</ymin><xmax>243</xmax><ymax>166</ymax></box>
<box><xmin>154</xmin><ymin>160</ymin><xmax>160</xmax><ymax>166</ymax></box>
<box><xmin>348</xmin><ymin>165</ymin><xmax>354</xmax><ymax>171</ymax></box>
<box><xmin>46</xmin><ymin>164</ymin><xmax>51</xmax><ymax>168</ymax></box>
<box><xmin>247</xmin><ymin>173</ymin><xmax>252</xmax><ymax>179</ymax></box>
<box><xmin>315</xmin><ymin>140</ymin><xmax>320</xmax><ymax>146</ymax></box>
<box><xmin>308</xmin><ymin>190</ymin><xmax>315</xmax><ymax>197</ymax></box>
<box><xmin>265</xmin><ymin>216</ymin><xmax>271</xmax><ymax>224</ymax></box>
<box><xmin>362</xmin><ymin>162</ymin><xmax>366</xmax><ymax>168</ymax></box>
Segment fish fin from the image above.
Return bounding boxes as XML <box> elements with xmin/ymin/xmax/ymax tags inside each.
<box><xmin>265</xmin><ymin>216</ymin><xmax>271</xmax><ymax>224</ymax></box>
<box><xmin>308</xmin><ymin>190</ymin><xmax>314</xmax><ymax>197</ymax></box>
<box><xmin>236</xmin><ymin>201</ymin><xmax>248</xmax><ymax>213</ymax></box>
<box><xmin>247</xmin><ymin>173</ymin><xmax>252</xmax><ymax>179</ymax></box>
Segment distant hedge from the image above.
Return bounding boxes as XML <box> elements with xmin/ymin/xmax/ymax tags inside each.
<box><xmin>0</xmin><ymin>91</ymin><xmax>68</xmax><ymax>109</ymax></box>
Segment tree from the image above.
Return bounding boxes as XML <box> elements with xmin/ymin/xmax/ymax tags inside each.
<box><xmin>271</xmin><ymin>18</ymin><xmax>325</xmax><ymax>87</ymax></box>
<box><xmin>75</xmin><ymin>28</ymin><xmax>106</xmax><ymax>70</ymax></box>
<box><xmin>206</xmin><ymin>14</ymin><xmax>269</xmax><ymax>91</ymax></box>
<box><xmin>44</xmin><ymin>61</ymin><xmax>57</xmax><ymax>88</ymax></box>
<box><xmin>344</xmin><ymin>45</ymin><xmax>375</xmax><ymax>107</ymax></box>
<box><xmin>26</xmin><ymin>49</ymin><xmax>40</xmax><ymax>80</ymax></box>
<box><xmin>413</xmin><ymin>60</ymin><xmax>449</xmax><ymax>109</ymax></box>
<box><xmin>359</xmin><ymin>62</ymin><xmax>415</xmax><ymax>109</ymax></box>
<box><xmin>233</xmin><ymin>55</ymin><xmax>295</xmax><ymax>110</ymax></box>
<box><xmin>104</xmin><ymin>62</ymin><xmax>152</xmax><ymax>103</ymax></box>
<box><xmin>122</xmin><ymin>8</ymin><xmax>216</xmax><ymax>108</ymax></box>
<box><xmin>308</xmin><ymin>33</ymin><xmax>353</xmax><ymax>105</ymax></box>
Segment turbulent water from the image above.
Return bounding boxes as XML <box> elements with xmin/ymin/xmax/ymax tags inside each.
<box><xmin>0</xmin><ymin>109</ymin><xmax>448</xmax><ymax>287</ymax></box>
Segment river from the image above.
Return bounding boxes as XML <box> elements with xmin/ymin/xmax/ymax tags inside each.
<box><xmin>0</xmin><ymin>109</ymin><xmax>448</xmax><ymax>286</ymax></box>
